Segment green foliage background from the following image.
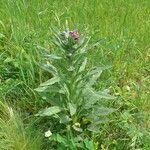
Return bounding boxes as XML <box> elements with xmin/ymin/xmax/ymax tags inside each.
<box><xmin>0</xmin><ymin>0</ymin><xmax>150</xmax><ymax>149</ymax></box>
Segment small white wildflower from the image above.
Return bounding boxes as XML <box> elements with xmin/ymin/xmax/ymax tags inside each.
<box><xmin>45</xmin><ymin>130</ymin><xmax>52</xmax><ymax>138</ymax></box>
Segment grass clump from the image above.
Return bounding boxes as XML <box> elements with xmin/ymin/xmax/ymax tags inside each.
<box><xmin>0</xmin><ymin>101</ymin><xmax>42</xmax><ymax>150</ymax></box>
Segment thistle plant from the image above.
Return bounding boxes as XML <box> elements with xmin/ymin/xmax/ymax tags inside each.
<box><xmin>35</xmin><ymin>28</ymin><xmax>115</xmax><ymax>143</ymax></box>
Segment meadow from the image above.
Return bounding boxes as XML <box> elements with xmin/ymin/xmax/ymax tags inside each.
<box><xmin>0</xmin><ymin>0</ymin><xmax>150</xmax><ymax>149</ymax></box>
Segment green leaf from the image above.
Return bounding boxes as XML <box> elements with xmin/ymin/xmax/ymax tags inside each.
<box><xmin>58</xmin><ymin>114</ymin><xmax>71</xmax><ymax>124</ymax></box>
<box><xmin>37</xmin><ymin>45</ymin><xmax>61</xmax><ymax>60</ymax></box>
<box><xmin>50</xmin><ymin>134</ymin><xmax>67</xmax><ymax>146</ymax></box>
<box><xmin>39</xmin><ymin>76</ymin><xmax>60</xmax><ymax>87</ymax></box>
<box><xmin>39</xmin><ymin>63</ymin><xmax>57</xmax><ymax>75</ymax></box>
<box><xmin>87</xmin><ymin>124</ymin><xmax>100</xmax><ymax>132</ymax></box>
<box><xmin>89</xmin><ymin>116</ymin><xmax>109</xmax><ymax>124</ymax></box>
<box><xmin>36</xmin><ymin>106</ymin><xmax>61</xmax><ymax>117</ymax></box>
<box><xmin>61</xmin><ymin>83</ymin><xmax>70</xmax><ymax>99</ymax></box>
<box><xmin>84</xmin><ymin>139</ymin><xmax>95</xmax><ymax>150</ymax></box>
<box><xmin>80</xmin><ymin>37</ymin><xmax>91</xmax><ymax>53</ymax></box>
<box><xmin>93</xmin><ymin>107</ymin><xmax>116</xmax><ymax>116</ymax></box>
<box><xmin>57</xmin><ymin>134</ymin><xmax>69</xmax><ymax>147</ymax></box>
<box><xmin>44</xmin><ymin>54</ymin><xmax>62</xmax><ymax>60</ymax></box>
<box><xmin>34</xmin><ymin>77</ymin><xmax>60</xmax><ymax>92</ymax></box>
<box><xmin>84</xmin><ymin>88</ymin><xmax>115</xmax><ymax>108</ymax></box>
<box><xmin>88</xmin><ymin>68</ymin><xmax>102</xmax><ymax>86</ymax></box>
<box><xmin>97</xmin><ymin>89</ymin><xmax>116</xmax><ymax>99</ymax></box>
<box><xmin>34</xmin><ymin>86</ymin><xmax>48</xmax><ymax>92</ymax></box>
<box><xmin>79</xmin><ymin>57</ymin><xmax>87</xmax><ymax>73</ymax></box>
<box><xmin>86</xmin><ymin>66</ymin><xmax>110</xmax><ymax>86</ymax></box>
<box><xmin>68</xmin><ymin>103</ymin><xmax>76</xmax><ymax>116</ymax></box>
<box><xmin>35</xmin><ymin>85</ymin><xmax>64</xmax><ymax>94</ymax></box>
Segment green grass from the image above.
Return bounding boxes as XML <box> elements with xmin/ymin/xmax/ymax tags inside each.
<box><xmin>0</xmin><ymin>0</ymin><xmax>150</xmax><ymax>149</ymax></box>
<box><xmin>0</xmin><ymin>101</ymin><xmax>42</xmax><ymax>150</ymax></box>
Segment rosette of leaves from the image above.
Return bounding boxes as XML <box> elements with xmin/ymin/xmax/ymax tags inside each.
<box><xmin>35</xmin><ymin>29</ymin><xmax>115</xmax><ymax>133</ymax></box>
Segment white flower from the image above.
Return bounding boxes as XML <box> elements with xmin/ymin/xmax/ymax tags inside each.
<box><xmin>45</xmin><ymin>130</ymin><xmax>52</xmax><ymax>138</ymax></box>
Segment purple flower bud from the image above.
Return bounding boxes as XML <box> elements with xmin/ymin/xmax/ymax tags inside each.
<box><xmin>60</xmin><ymin>30</ymin><xmax>80</xmax><ymax>42</ymax></box>
<box><xmin>69</xmin><ymin>30</ymin><xmax>80</xmax><ymax>41</ymax></box>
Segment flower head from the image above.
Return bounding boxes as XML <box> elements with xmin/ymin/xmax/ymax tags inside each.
<box><xmin>45</xmin><ymin>130</ymin><xmax>52</xmax><ymax>138</ymax></box>
<box><xmin>69</xmin><ymin>30</ymin><xmax>80</xmax><ymax>41</ymax></box>
<box><xmin>60</xmin><ymin>30</ymin><xmax>80</xmax><ymax>42</ymax></box>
